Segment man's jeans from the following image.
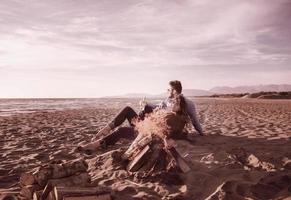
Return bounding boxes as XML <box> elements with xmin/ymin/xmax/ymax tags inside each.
<box><xmin>101</xmin><ymin>105</ymin><xmax>153</xmax><ymax>146</ymax></box>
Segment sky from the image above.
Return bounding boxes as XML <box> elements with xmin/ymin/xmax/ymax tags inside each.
<box><xmin>0</xmin><ymin>0</ymin><xmax>291</xmax><ymax>98</ymax></box>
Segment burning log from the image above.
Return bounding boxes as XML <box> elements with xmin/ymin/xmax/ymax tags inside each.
<box><xmin>125</xmin><ymin>136</ymin><xmax>191</xmax><ymax>174</ymax></box>
<box><xmin>126</xmin><ymin>108</ymin><xmax>190</xmax><ymax>174</ymax></box>
<box><xmin>127</xmin><ymin>145</ymin><xmax>150</xmax><ymax>172</ymax></box>
<box><xmin>122</xmin><ymin>134</ymin><xmax>152</xmax><ymax>160</ymax></box>
<box><xmin>139</xmin><ymin>143</ymin><xmax>164</xmax><ymax>172</ymax></box>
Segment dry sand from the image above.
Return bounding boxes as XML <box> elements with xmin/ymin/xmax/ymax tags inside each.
<box><xmin>0</xmin><ymin>98</ymin><xmax>291</xmax><ymax>199</ymax></box>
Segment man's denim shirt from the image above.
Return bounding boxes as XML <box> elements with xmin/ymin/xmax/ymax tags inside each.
<box><xmin>147</xmin><ymin>95</ymin><xmax>203</xmax><ymax>135</ymax></box>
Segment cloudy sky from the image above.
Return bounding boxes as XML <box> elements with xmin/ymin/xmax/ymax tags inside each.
<box><xmin>0</xmin><ymin>0</ymin><xmax>291</xmax><ymax>97</ymax></box>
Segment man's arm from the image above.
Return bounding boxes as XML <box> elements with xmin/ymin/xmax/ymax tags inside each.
<box><xmin>146</xmin><ymin>99</ymin><xmax>167</xmax><ymax>110</ymax></box>
<box><xmin>185</xmin><ymin>98</ymin><xmax>203</xmax><ymax>135</ymax></box>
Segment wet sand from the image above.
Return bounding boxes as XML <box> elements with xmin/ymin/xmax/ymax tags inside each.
<box><xmin>0</xmin><ymin>98</ymin><xmax>291</xmax><ymax>199</ymax></box>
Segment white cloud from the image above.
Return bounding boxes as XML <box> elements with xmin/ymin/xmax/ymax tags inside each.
<box><xmin>0</xmin><ymin>0</ymin><xmax>290</xmax><ymax>97</ymax></box>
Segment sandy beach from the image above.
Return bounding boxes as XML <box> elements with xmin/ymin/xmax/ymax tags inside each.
<box><xmin>0</xmin><ymin>98</ymin><xmax>291</xmax><ymax>199</ymax></box>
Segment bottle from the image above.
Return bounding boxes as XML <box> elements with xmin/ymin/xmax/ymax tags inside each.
<box><xmin>139</xmin><ymin>96</ymin><xmax>147</xmax><ymax>111</ymax></box>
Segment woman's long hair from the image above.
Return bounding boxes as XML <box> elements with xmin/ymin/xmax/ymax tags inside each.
<box><xmin>133</xmin><ymin>94</ymin><xmax>188</xmax><ymax>139</ymax></box>
<box><xmin>172</xmin><ymin>94</ymin><xmax>187</xmax><ymax>116</ymax></box>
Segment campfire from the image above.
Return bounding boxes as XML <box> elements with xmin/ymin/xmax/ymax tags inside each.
<box><xmin>123</xmin><ymin>109</ymin><xmax>191</xmax><ymax>174</ymax></box>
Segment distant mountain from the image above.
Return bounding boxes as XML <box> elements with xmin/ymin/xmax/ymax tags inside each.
<box><xmin>183</xmin><ymin>89</ymin><xmax>213</xmax><ymax>96</ymax></box>
<box><xmin>209</xmin><ymin>84</ymin><xmax>291</xmax><ymax>94</ymax></box>
<box><xmin>122</xmin><ymin>93</ymin><xmax>156</xmax><ymax>98</ymax></box>
<box><xmin>103</xmin><ymin>93</ymin><xmax>165</xmax><ymax>98</ymax></box>
<box><xmin>103</xmin><ymin>84</ymin><xmax>291</xmax><ymax>98</ymax></box>
<box><xmin>155</xmin><ymin>89</ymin><xmax>212</xmax><ymax>98</ymax></box>
<box><xmin>104</xmin><ymin>90</ymin><xmax>212</xmax><ymax>98</ymax></box>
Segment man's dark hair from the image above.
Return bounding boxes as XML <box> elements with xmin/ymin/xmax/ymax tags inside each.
<box><xmin>169</xmin><ymin>80</ymin><xmax>182</xmax><ymax>94</ymax></box>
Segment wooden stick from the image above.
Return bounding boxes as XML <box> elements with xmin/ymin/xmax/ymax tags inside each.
<box><xmin>33</xmin><ymin>190</ymin><xmax>42</xmax><ymax>200</ymax></box>
<box><xmin>54</xmin><ymin>186</ymin><xmax>111</xmax><ymax>200</ymax></box>
<box><xmin>63</xmin><ymin>194</ymin><xmax>111</xmax><ymax>200</ymax></box>
<box><xmin>41</xmin><ymin>182</ymin><xmax>53</xmax><ymax>200</ymax></box>
<box><xmin>168</xmin><ymin>147</ymin><xmax>191</xmax><ymax>173</ymax></box>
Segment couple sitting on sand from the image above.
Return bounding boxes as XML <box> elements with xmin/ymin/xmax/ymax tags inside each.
<box><xmin>78</xmin><ymin>80</ymin><xmax>203</xmax><ymax>154</ymax></box>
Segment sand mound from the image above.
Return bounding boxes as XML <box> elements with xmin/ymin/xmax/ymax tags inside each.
<box><xmin>206</xmin><ymin>172</ymin><xmax>291</xmax><ymax>200</ymax></box>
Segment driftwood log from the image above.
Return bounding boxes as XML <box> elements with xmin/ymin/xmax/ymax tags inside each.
<box><xmin>19</xmin><ymin>169</ymin><xmax>37</xmax><ymax>187</ymax></box>
<box><xmin>20</xmin><ymin>159</ymin><xmax>88</xmax><ymax>187</ymax></box>
<box><xmin>0</xmin><ymin>187</ymin><xmax>20</xmax><ymax>200</ymax></box>
<box><xmin>19</xmin><ymin>184</ymin><xmax>41</xmax><ymax>200</ymax></box>
<box><xmin>20</xmin><ymin>166</ymin><xmax>52</xmax><ymax>187</ymax></box>
<box><xmin>51</xmin><ymin>159</ymin><xmax>88</xmax><ymax>179</ymax></box>
<box><xmin>53</xmin><ymin>187</ymin><xmax>111</xmax><ymax>200</ymax></box>
<box><xmin>0</xmin><ymin>192</ymin><xmax>19</xmax><ymax>200</ymax></box>
<box><xmin>41</xmin><ymin>173</ymin><xmax>90</xmax><ymax>200</ymax></box>
<box><xmin>47</xmin><ymin>172</ymin><xmax>90</xmax><ymax>187</ymax></box>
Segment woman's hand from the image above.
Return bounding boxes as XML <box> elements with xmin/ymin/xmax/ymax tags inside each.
<box><xmin>139</xmin><ymin>97</ymin><xmax>147</xmax><ymax>110</ymax></box>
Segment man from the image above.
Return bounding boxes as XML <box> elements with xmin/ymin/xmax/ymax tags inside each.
<box><xmin>78</xmin><ymin>80</ymin><xmax>203</xmax><ymax>152</ymax></box>
<box><xmin>146</xmin><ymin>80</ymin><xmax>203</xmax><ymax>136</ymax></box>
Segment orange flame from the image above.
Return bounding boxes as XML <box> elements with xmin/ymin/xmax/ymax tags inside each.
<box><xmin>133</xmin><ymin>109</ymin><xmax>187</xmax><ymax>139</ymax></box>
